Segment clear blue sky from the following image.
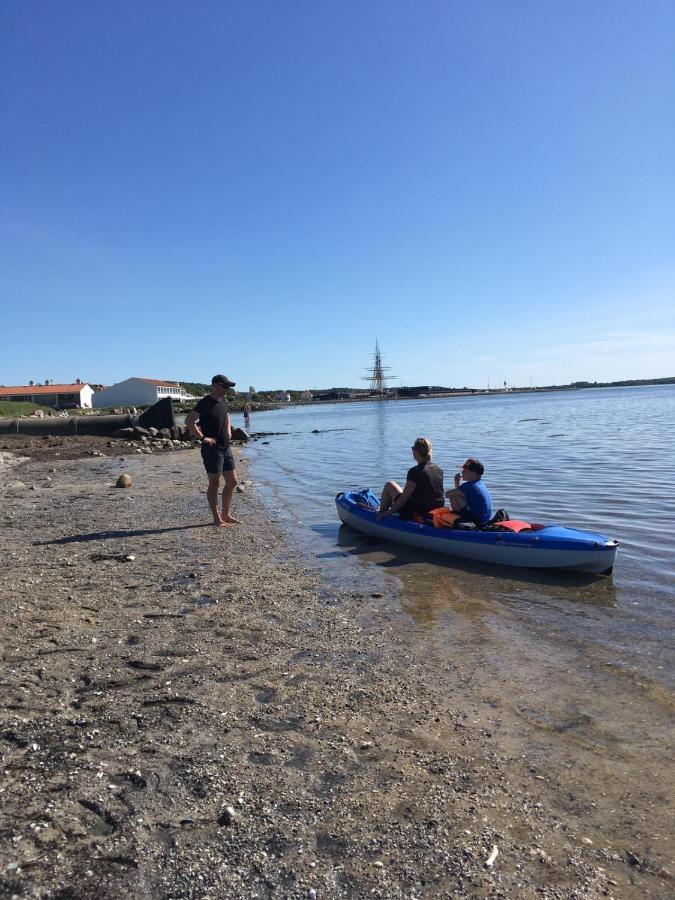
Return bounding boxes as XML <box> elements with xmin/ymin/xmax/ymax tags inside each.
<box><xmin>2</xmin><ymin>1</ymin><xmax>674</xmax><ymax>390</ymax></box>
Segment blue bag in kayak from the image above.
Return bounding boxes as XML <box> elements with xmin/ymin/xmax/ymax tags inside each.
<box><xmin>352</xmin><ymin>488</ymin><xmax>380</xmax><ymax>511</ymax></box>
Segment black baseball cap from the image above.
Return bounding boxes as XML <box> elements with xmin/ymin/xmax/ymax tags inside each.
<box><xmin>212</xmin><ymin>374</ymin><xmax>236</xmax><ymax>388</ymax></box>
<box><xmin>463</xmin><ymin>458</ymin><xmax>484</xmax><ymax>476</ymax></box>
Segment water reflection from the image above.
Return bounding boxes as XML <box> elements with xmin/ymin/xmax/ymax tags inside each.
<box><xmin>373</xmin><ymin>400</ymin><xmax>389</xmax><ymax>480</ymax></box>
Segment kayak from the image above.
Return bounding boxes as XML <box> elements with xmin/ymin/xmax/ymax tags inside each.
<box><xmin>335</xmin><ymin>490</ymin><xmax>618</xmax><ymax>574</ymax></box>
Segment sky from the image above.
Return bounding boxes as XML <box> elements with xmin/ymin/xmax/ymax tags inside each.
<box><xmin>1</xmin><ymin>0</ymin><xmax>674</xmax><ymax>390</ymax></box>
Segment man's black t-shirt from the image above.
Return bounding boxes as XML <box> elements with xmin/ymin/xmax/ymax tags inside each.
<box><xmin>194</xmin><ymin>396</ymin><xmax>230</xmax><ymax>449</ymax></box>
<box><xmin>401</xmin><ymin>460</ymin><xmax>444</xmax><ymax>517</ymax></box>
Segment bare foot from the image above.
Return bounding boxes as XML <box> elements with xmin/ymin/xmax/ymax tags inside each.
<box><xmin>221</xmin><ymin>515</ymin><xmax>242</xmax><ymax>524</ymax></box>
<box><xmin>213</xmin><ymin>517</ymin><xmax>228</xmax><ymax>527</ymax></box>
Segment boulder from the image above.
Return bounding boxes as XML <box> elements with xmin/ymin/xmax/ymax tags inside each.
<box><xmin>116</xmin><ymin>473</ymin><xmax>132</xmax><ymax>488</ymax></box>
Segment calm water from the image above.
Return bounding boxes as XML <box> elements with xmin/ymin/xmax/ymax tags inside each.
<box><xmin>242</xmin><ymin>385</ymin><xmax>675</xmax><ymax>686</ymax></box>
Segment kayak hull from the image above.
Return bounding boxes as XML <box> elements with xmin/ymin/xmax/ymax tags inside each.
<box><xmin>335</xmin><ymin>492</ymin><xmax>618</xmax><ymax>574</ymax></box>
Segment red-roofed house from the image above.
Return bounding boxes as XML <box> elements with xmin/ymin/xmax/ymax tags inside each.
<box><xmin>0</xmin><ymin>382</ymin><xmax>94</xmax><ymax>408</ymax></box>
<box><xmin>91</xmin><ymin>377</ymin><xmax>193</xmax><ymax>408</ymax></box>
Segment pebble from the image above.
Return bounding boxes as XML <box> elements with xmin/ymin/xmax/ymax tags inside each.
<box><xmin>217</xmin><ymin>806</ymin><xmax>236</xmax><ymax>826</ymax></box>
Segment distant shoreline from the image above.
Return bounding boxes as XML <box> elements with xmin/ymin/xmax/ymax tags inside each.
<box><xmin>227</xmin><ymin>376</ymin><xmax>675</xmax><ymax>412</ymax></box>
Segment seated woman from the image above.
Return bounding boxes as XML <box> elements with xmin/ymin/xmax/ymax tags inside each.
<box><xmin>445</xmin><ymin>457</ymin><xmax>493</xmax><ymax>526</ymax></box>
<box><xmin>377</xmin><ymin>437</ymin><xmax>444</xmax><ymax>521</ymax></box>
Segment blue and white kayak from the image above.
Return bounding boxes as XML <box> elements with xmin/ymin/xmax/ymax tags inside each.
<box><xmin>335</xmin><ymin>490</ymin><xmax>618</xmax><ymax>574</ymax></box>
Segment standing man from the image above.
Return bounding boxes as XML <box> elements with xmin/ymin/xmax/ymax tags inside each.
<box><xmin>186</xmin><ymin>374</ymin><xmax>241</xmax><ymax>526</ymax></box>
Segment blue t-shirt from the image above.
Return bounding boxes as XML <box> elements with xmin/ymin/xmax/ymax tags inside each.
<box><xmin>459</xmin><ymin>479</ymin><xmax>493</xmax><ymax>525</ymax></box>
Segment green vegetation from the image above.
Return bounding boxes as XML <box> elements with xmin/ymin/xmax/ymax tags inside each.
<box><xmin>181</xmin><ymin>382</ymin><xmax>211</xmax><ymax>397</ymax></box>
<box><xmin>0</xmin><ymin>401</ymin><xmax>55</xmax><ymax>417</ymax></box>
<box><xmin>569</xmin><ymin>376</ymin><xmax>675</xmax><ymax>389</ymax></box>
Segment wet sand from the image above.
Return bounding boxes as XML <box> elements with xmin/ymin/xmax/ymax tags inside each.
<box><xmin>0</xmin><ymin>448</ymin><xmax>673</xmax><ymax>898</ymax></box>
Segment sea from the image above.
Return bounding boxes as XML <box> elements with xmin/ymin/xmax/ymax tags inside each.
<box><xmin>241</xmin><ymin>385</ymin><xmax>675</xmax><ymax>688</ymax></box>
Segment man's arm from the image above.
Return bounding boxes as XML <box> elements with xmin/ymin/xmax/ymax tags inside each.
<box><xmin>185</xmin><ymin>411</ymin><xmax>215</xmax><ymax>445</ymax></box>
<box><xmin>225</xmin><ymin>413</ymin><xmax>232</xmax><ymax>441</ymax></box>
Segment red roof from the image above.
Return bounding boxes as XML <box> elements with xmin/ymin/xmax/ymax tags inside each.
<box><xmin>136</xmin><ymin>378</ymin><xmax>182</xmax><ymax>387</ymax></box>
<box><xmin>0</xmin><ymin>384</ymin><xmax>90</xmax><ymax>396</ymax></box>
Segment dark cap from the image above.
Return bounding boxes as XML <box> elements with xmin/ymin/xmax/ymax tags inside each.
<box><xmin>464</xmin><ymin>457</ymin><xmax>484</xmax><ymax>477</ymax></box>
<box><xmin>212</xmin><ymin>374</ymin><xmax>236</xmax><ymax>388</ymax></box>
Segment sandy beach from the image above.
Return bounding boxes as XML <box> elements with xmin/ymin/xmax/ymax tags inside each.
<box><xmin>1</xmin><ymin>445</ymin><xmax>673</xmax><ymax>899</ymax></box>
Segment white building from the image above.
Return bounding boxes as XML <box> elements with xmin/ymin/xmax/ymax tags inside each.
<box><xmin>0</xmin><ymin>382</ymin><xmax>94</xmax><ymax>409</ymax></box>
<box><xmin>92</xmin><ymin>377</ymin><xmax>194</xmax><ymax>409</ymax></box>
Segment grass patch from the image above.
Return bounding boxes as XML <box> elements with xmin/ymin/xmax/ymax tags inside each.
<box><xmin>0</xmin><ymin>401</ymin><xmax>55</xmax><ymax>417</ymax></box>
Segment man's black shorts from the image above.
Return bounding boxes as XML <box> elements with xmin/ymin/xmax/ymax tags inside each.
<box><xmin>201</xmin><ymin>445</ymin><xmax>235</xmax><ymax>475</ymax></box>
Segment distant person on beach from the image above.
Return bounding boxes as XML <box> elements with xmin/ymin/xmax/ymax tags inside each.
<box><xmin>445</xmin><ymin>458</ymin><xmax>493</xmax><ymax>525</ymax></box>
<box><xmin>377</xmin><ymin>437</ymin><xmax>444</xmax><ymax>520</ymax></box>
<box><xmin>185</xmin><ymin>374</ymin><xmax>241</xmax><ymax>527</ymax></box>
<box><xmin>243</xmin><ymin>403</ymin><xmax>251</xmax><ymax>427</ymax></box>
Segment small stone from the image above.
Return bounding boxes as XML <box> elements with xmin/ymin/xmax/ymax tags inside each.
<box><xmin>308</xmin><ymin>890</ymin><xmax>317</xmax><ymax>900</ymax></box>
<box><xmin>116</xmin><ymin>473</ymin><xmax>132</xmax><ymax>488</ymax></box>
<box><xmin>373</xmin><ymin>860</ymin><xmax>384</xmax><ymax>868</ymax></box>
<box><xmin>371</xmin><ymin>592</ymin><xmax>384</xmax><ymax>598</ymax></box>
<box><xmin>217</xmin><ymin>806</ymin><xmax>236</xmax><ymax>826</ymax></box>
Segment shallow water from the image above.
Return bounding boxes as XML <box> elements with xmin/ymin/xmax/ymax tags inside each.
<box><xmin>244</xmin><ymin>385</ymin><xmax>675</xmax><ymax>687</ymax></box>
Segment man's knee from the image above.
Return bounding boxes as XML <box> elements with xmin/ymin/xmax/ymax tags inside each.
<box><xmin>223</xmin><ymin>470</ymin><xmax>238</xmax><ymax>489</ymax></box>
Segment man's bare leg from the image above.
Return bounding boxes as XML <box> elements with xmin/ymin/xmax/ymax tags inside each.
<box><xmin>221</xmin><ymin>470</ymin><xmax>242</xmax><ymax>524</ymax></box>
<box><xmin>379</xmin><ymin>480</ymin><xmax>403</xmax><ymax>513</ymax></box>
<box><xmin>207</xmin><ymin>474</ymin><xmax>227</xmax><ymax>526</ymax></box>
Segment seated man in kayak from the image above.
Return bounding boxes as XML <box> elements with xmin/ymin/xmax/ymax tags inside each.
<box><xmin>445</xmin><ymin>458</ymin><xmax>493</xmax><ymax>526</ymax></box>
<box><xmin>377</xmin><ymin>437</ymin><xmax>444</xmax><ymax>520</ymax></box>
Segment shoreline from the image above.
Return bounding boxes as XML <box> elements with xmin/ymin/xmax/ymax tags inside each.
<box><xmin>3</xmin><ymin>379</ymin><xmax>674</xmax><ymax>426</ymax></box>
<box><xmin>1</xmin><ymin>449</ymin><xmax>672</xmax><ymax>898</ymax></box>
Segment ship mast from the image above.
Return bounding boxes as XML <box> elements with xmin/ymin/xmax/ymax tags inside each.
<box><xmin>363</xmin><ymin>340</ymin><xmax>396</xmax><ymax>396</ymax></box>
